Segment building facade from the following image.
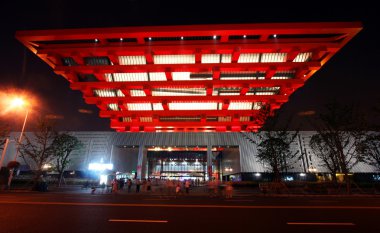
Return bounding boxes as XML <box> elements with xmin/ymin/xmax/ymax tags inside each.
<box><xmin>2</xmin><ymin>131</ymin><xmax>376</xmax><ymax>181</ymax></box>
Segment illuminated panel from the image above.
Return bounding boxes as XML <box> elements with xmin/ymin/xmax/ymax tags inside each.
<box><xmin>293</xmin><ymin>52</ymin><xmax>312</xmax><ymax>63</ymax></box>
<box><xmin>152</xmin><ymin>88</ymin><xmax>206</xmax><ymax>96</ymax></box>
<box><xmin>240</xmin><ymin>116</ymin><xmax>250</xmax><ymax>121</ymax></box>
<box><xmin>149</xmin><ymin>72</ymin><xmax>167</xmax><ymax>81</ymax></box>
<box><xmin>261</xmin><ymin>53</ymin><xmax>287</xmax><ymax>63</ymax></box>
<box><xmin>140</xmin><ymin>117</ymin><xmax>153</xmax><ymax>122</ymax></box>
<box><xmin>221</xmin><ymin>54</ymin><xmax>232</xmax><ymax>63</ymax></box>
<box><xmin>202</xmin><ymin>54</ymin><xmax>220</xmax><ymax>63</ymax></box>
<box><xmin>127</xmin><ymin>103</ymin><xmax>152</xmax><ymax>111</ymax></box>
<box><xmin>238</xmin><ymin>53</ymin><xmax>260</xmax><ymax>63</ymax></box>
<box><xmin>172</xmin><ymin>72</ymin><xmax>190</xmax><ymax>80</ymax></box>
<box><xmin>119</xmin><ymin>56</ymin><xmax>146</xmax><ymax>65</ymax></box>
<box><xmin>94</xmin><ymin>89</ymin><xmax>125</xmax><ymax>97</ymax></box>
<box><xmin>105</xmin><ymin>73</ymin><xmax>148</xmax><ymax>82</ymax></box>
<box><xmin>272</xmin><ymin>71</ymin><xmax>295</xmax><ymax>80</ymax></box>
<box><xmin>130</xmin><ymin>90</ymin><xmax>146</xmax><ymax>96</ymax></box>
<box><xmin>153</xmin><ymin>103</ymin><xmax>164</xmax><ymax>110</ymax></box>
<box><xmin>17</xmin><ymin>22</ymin><xmax>362</xmax><ymax>132</ymax></box>
<box><xmin>154</xmin><ymin>55</ymin><xmax>195</xmax><ymax>64</ymax></box>
<box><xmin>218</xmin><ymin>116</ymin><xmax>232</xmax><ymax>122</ymax></box>
<box><xmin>220</xmin><ymin>71</ymin><xmax>263</xmax><ymax>80</ymax></box>
<box><xmin>108</xmin><ymin>103</ymin><xmax>119</xmax><ymax>111</ymax></box>
<box><xmin>169</xmin><ymin>102</ymin><xmax>218</xmax><ymax>110</ymax></box>
<box><xmin>122</xmin><ymin>117</ymin><xmax>132</xmax><ymax>122</ymax></box>
<box><xmin>228</xmin><ymin>102</ymin><xmax>252</xmax><ymax>110</ymax></box>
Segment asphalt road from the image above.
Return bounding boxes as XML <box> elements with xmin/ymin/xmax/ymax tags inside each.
<box><xmin>0</xmin><ymin>192</ymin><xmax>379</xmax><ymax>233</ymax></box>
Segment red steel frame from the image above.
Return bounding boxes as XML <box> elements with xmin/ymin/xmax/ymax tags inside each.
<box><xmin>16</xmin><ymin>22</ymin><xmax>362</xmax><ymax>132</ymax></box>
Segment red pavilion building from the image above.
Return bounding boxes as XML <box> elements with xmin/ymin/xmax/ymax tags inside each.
<box><xmin>16</xmin><ymin>22</ymin><xmax>361</xmax><ymax>132</ymax></box>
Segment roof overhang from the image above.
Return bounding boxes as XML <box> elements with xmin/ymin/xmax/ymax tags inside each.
<box><xmin>16</xmin><ymin>22</ymin><xmax>362</xmax><ymax>132</ymax></box>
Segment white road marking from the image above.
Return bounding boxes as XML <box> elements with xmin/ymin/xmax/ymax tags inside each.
<box><xmin>144</xmin><ymin>199</ymin><xmax>170</xmax><ymax>201</ymax></box>
<box><xmin>109</xmin><ymin>219</ymin><xmax>168</xmax><ymax>223</ymax></box>
<box><xmin>224</xmin><ymin>200</ymin><xmax>255</xmax><ymax>202</ymax></box>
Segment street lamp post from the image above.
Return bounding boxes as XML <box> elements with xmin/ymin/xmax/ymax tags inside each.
<box><xmin>13</xmin><ymin>109</ymin><xmax>29</xmax><ymax>161</ymax></box>
<box><xmin>0</xmin><ymin>138</ymin><xmax>10</xmax><ymax>169</ymax></box>
<box><xmin>7</xmin><ymin>97</ymin><xmax>29</xmax><ymax>189</ymax></box>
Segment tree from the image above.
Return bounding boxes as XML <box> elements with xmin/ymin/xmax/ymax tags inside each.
<box><xmin>51</xmin><ymin>133</ymin><xmax>83</xmax><ymax>186</ymax></box>
<box><xmin>244</xmin><ymin>104</ymin><xmax>299</xmax><ymax>181</ymax></box>
<box><xmin>309</xmin><ymin>133</ymin><xmax>340</xmax><ymax>183</ymax></box>
<box><xmin>309</xmin><ymin>101</ymin><xmax>367</xmax><ymax>193</ymax></box>
<box><xmin>356</xmin><ymin>133</ymin><xmax>380</xmax><ymax>171</ymax></box>
<box><xmin>18</xmin><ymin>118</ymin><xmax>57</xmax><ymax>187</ymax></box>
<box><xmin>256</xmin><ymin>131</ymin><xmax>299</xmax><ymax>181</ymax></box>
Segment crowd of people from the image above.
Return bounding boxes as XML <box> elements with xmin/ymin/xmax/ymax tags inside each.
<box><xmin>90</xmin><ymin>177</ymin><xmax>234</xmax><ymax>198</ymax></box>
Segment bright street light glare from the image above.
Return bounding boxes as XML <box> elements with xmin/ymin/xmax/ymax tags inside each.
<box><xmin>10</xmin><ymin>97</ymin><xmax>25</xmax><ymax>108</ymax></box>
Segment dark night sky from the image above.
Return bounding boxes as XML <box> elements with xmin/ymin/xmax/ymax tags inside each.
<box><xmin>0</xmin><ymin>1</ymin><xmax>379</xmax><ymax>131</ymax></box>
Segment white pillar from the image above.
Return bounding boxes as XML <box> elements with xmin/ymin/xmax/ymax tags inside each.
<box><xmin>207</xmin><ymin>145</ymin><xmax>213</xmax><ymax>180</ymax></box>
<box><xmin>136</xmin><ymin>145</ymin><xmax>146</xmax><ymax>179</ymax></box>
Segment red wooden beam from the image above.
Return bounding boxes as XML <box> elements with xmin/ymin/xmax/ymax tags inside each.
<box><xmin>110</xmin><ymin>120</ymin><xmax>256</xmax><ymax>128</ymax></box>
<box><xmin>265</xmin><ymin>66</ymin><xmax>277</xmax><ymax>79</ymax></box>
<box><xmin>16</xmin><ymin>22</ymin><xmax>362</xmax><ymax>43</ymax></box>
<box><xmin>70</xmin><ymin>79</ymin><xmax>305</xmax><ymax>90</ymax></box>
<box><xmin>212</xmin><ymin>67</ymin><xmax>220</xmax><ymax>80</ymax></box>
<box><xmin>84</xmin><ymin>95</ymin><xmax>288</xmax><ymax>104</ymax></box>
<box><xmin>35</xmin><ymin>42</ymin><xmax>340</xmax><ymax>58</ymax></box>
<box><xmin>99</xmin><ymin>109</ymin><xmax>260</xmax><ymax>118</ymax></box>
<box><xmin>55</xmin><ymin>62</ymin><xmax>320</xmax><ymax>73</ymax></box>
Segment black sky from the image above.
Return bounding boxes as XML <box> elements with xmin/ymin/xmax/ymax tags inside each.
<box><xmin>1</xmin><ymin>1</ymin><xmax>379</xmax><ymax>131</ymax></box>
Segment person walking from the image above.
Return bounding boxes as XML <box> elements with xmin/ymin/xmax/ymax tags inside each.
<box><xmin>175</xmin><ymin>183</ymin><xmax>181</xmax><ymax>198</ymax></box>
<box><xmin>112</xmin><ymin>179</ymin><xmax>118</xmax><ymax>194</ymax></box>
<box><xmin>142</xmin><ymin>178</ymin><xmax>147</xmax><ymax>192</ymax></box>
<box><xmin>127</xmin><ymin>179</ymin><xmax>132</xmax><ymax>193</ymax></box>
<box><xmin>135</xmin><ymin>179</ymin><xmax>141</xmax><ymax>193</ymax></box>
<box><xmin>185</xmin><ymin>180</ymin><xmax>190</xmax><ymax>194</ymax></box>
<box><xmin>147</xmin><ymin>179</ymin><xmax>152</xmax><ymax>192</ymax></box>
<box><xmin>166</xmin><ymin>179</ymin><xmax>173</xmax><ymax>196</ymax></box>
<box><xmin>225</xmin><ymin>181</ymin><xmax>233</xmax><ymax>199</ymax></box>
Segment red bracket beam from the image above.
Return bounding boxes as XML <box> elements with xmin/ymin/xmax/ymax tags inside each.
<box><xmin>110</xmin><ymin>120</ymin><xmax>255</xmax><ymax>128</ymax></box>
<box><xmin>70</xmin><ymin>79</ymin><xmax>305</xmax><ymax>90</ymax></box>
<box><xmin>54</xmin><ymin>62</ymin><xmax>320</xmax><ymax>74</ymax></box>
<box><xmin>35</xmin><ymin>42</ymin><xmax>340</xmax><ymax>57</ymax></box>
<box><xmin>99</xmin><ymin>110</ymin><xmax>260</xmax><ymax>118</ymax></box>
<box><xmin>84</xmin><ymin>95</ymin><xmax>288</xmax><ymax>104</ymax></box>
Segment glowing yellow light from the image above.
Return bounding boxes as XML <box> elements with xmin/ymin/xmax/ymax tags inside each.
<box><xmin>10</xmin><ymin>97</ymin><xmax>25</xmax><ymax>108</ymax></box>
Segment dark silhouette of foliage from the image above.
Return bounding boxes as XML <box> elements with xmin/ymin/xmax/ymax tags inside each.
<box><xmin>51</xmin><ymin>133</ymin><xmax>83</xmax><ymax>186</ymax></box>
<box><xmin>18</xmin><ymin>118</ymin><xmax>57</xmax><ymax>185</ymax></box>
<box><xmin>244</xmin><ymin>104</ymin><xmax>299</xmax><ymax>181</ymax></box>
<box><xmin>309</xmin><ymin>101</ymin><xmax>367</xmax><ymax>193</ymax></box>
<box><xmin>356</xmin><ymin>133</ymin><xmax>380</xmax><ymax>171</ymax></box>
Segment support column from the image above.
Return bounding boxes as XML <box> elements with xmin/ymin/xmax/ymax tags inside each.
<box><xmin>136</xmin><ymin>145</ymin><xmax>147</xmax><ymax>179</ymax></box>
<box><xmin>207</xmin><ymin>145</ymin><xmax>213</xmax><ymax>181</ymax></box>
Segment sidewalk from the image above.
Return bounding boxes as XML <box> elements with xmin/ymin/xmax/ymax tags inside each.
<box><xmin>3</xmin><ymin>184</ymin><xmax>380</xmax><ymax>198</ymax></box>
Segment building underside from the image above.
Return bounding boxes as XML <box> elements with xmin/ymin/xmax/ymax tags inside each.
<box><xmin>16</xmin><ymin>22</ymin><xmax>361</xmax><ymax>132</ymax></box>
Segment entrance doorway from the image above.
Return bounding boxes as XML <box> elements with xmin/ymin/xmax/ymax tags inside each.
<box><xmin>147</xmin><ymin>146</ymin><xmax>207</xmax><ymax>181</ymax></box>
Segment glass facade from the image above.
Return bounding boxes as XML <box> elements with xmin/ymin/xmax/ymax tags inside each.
<box><xmin>147</xmin><ymin>150</ymin><xmax>207</xmax><ymax>181</ymax></box>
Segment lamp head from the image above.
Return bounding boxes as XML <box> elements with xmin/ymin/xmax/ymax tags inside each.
<box><xmin>10</xmin><ymin>97</ymin><xmax>25</xmax><ymax>108</ymax></box>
